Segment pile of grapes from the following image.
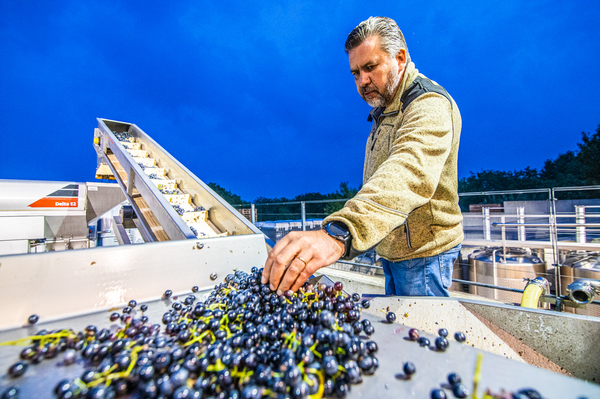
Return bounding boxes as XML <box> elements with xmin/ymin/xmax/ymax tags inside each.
<box><xmin>2</xmin><ymin>268</ymin><xmax>379</xmax><ymax>399</ymax></box>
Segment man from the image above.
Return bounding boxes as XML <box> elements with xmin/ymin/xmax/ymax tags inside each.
<box><xmin>261</xmin><ymin>16</ymin><xmax>463</xmax><ymax>297</ymax></box>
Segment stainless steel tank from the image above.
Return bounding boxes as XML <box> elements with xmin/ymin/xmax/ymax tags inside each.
<box><xmin>450</xmin><ymin>251</ymin><xmax>468</xmax><ymax>293</ymax></box>
<box><xmin>560</xmin><ymin>251</ymin><xmax>600</xmax><ymax>317</ymax></box>
<box><xmin>468</xmin><ymin>247</ymin><xmax>545</xmax><ymax>303</ymax></box>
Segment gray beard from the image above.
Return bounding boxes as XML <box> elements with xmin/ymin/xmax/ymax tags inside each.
<box><xmin>363</xmin><ymin>67</ymin><xmax>401</xmax><ymax>108</ymax></box>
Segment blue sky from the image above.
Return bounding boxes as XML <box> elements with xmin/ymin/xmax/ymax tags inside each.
<box><xmin>1</xmin><ymin>1</ymin><xmax>599</xmax><ymax>201</ymax></box>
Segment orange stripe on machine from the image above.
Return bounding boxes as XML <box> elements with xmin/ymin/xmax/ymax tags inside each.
<box><xmin>28</xmin><ymin>197</ymin><xmax>79</xmax><ymax>208</ymax></box>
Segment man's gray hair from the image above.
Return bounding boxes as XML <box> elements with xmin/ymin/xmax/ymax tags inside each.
<box><xmin>345</xmin><ymin>16</ymin><xmax>410</xmax><ymax>60</ymax></box>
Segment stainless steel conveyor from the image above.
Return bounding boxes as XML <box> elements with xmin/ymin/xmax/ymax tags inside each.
<box><xmin>93</xmin><ymin>118</ymin><xmax>262</xmax><ymax>243</ymax></box>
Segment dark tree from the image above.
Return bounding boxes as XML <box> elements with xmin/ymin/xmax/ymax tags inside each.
<box><xmin>207</xmin><ymin>182</ymin><xmax>248</xmax><ymax>206</ymax></box>
<box><xmin>577</xmin><ymin>125</ymin><xmax>600</xmax><ymax>185</ymax></box>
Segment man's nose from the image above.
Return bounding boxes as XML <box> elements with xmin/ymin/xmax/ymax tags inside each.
<box><xmin>359</xmin><ymin>71</ymin><xmax>370</xmax><ymax>87</ymax></box>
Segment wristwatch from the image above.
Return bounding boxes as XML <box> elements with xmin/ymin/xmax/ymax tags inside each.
<box><xmin>323</xmin><ymin>221</ymin><xmax>352</xmax><ymax>258</ymax></box>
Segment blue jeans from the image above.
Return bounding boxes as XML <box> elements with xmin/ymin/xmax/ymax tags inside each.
<box><xmin>381</xmin><ymin>244</ymin><xmax>461</xmax><ymax>297</ymax></box>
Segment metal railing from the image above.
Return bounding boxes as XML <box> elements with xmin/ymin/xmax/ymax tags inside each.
<box><xmin>233</xmin><ymin>185</ymin><xmax>600</xmax><ymax>312</ymax></box>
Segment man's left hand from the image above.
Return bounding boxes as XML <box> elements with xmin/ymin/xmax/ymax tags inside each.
<box><xmin>261</xmin><ymin>230</ymin><xmax>345</xmax><ymax>295</ymax></box>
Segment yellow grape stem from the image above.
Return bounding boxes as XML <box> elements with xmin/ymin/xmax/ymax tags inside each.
<box><xmin>309</xmin><ymin>342</ymin><xmax>322</xmax><ymax>358</ymax></box>
<box><xmin>472</xmin><ymin>353</ymin><xmax>484</xmax><ymax>399</ymax></box>
<box><xmin>184</xmin><ymin>330</ymin><xmax>211</xmax><ymax>347</ymax></box>
<box><xmin>308</xmin><ymin>370</ymin><xmax>325</xmax><ymax>399</ymax></box>
<box><xmin>206</xmin><ymin>358</ymin><xmax>226</xmax><ymax>372</ymax></box>
<box><xmin>0</xmin><ymin>330</ymin><xmax>76</xmax><ymax>347</ymax></box>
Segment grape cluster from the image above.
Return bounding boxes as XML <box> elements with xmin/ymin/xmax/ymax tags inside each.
<box><xmin>114</xmin><ymin>132</ymin><xmax>134</xmax><ymax>142</ymax></box>
<box><xmin>159</xmin><ymin>188</ymin><xmax>180</xmax><ymax>195</ymax></box>
<box><xmin>189</xmin><ymin>226</ymin><xmax>207</xmax><ymax>238</ymax></box>
<box><xmin>2</xmin><ymin>269</ymin><xmax>379</xmax><ymax>399</ymax></box>
<box><xmin>172</xmin><ymin>205</ymin><xmax>185</xmax><ymax>216</ymax></box>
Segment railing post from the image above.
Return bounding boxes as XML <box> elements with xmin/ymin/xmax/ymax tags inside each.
<box><xmin>483</xmin><ymin>207</ymin><xmax>491</xmax><ymax>241</ymax></box>
<box><xmin>550</xmin><ymin>189</ymin><xmax>562</xmax><ymax>309</ymax></box>
<box><xmin>517</xmin><ymin>206</ymin><xmax>526</xmax><ymax>241</ymax></box>
<box><xmin>301</xmin><ymin>201</ymin><xmax>306</xmax><ymax>231</ymax></box>
<box><xmin>251</xmin><ymin>203</ymin><xmax>256</xmax><ymax>224</ymax></box>
<box><xmin>576</xmin><ymin>205</ymin><xmax>586</xmax><ymax>244</ymax></box>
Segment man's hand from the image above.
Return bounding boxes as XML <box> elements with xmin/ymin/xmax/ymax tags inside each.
<box><xmin>261</xmin><ymin>230</ymin><xmax>345</xmax><ymax>295</ymax></box>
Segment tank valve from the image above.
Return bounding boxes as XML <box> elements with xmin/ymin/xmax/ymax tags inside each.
<box><xmin>567</xmin><ymin>279</ymin><xmax>600</xmax><ymax>304</ymax></box>
<box><xmin>521</xmin><ymin>277</ymin><xmax>549</xmax><ymax>309</ymax></box>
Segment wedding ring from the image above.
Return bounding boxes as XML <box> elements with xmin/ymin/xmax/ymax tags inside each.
<box><xmin>297</xmin><ymin>256</ymin><xmax>308</xmax><ymax>266</ymax></box>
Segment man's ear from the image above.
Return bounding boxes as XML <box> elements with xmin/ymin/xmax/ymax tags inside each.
<box><xmin>396</xmin><ymin>48</ymin><xmax>407</xmax><ymax>71</ymax></box>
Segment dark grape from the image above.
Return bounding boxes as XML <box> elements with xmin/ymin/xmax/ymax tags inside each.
<box><xmin>435</xmin><ymin>336</ymin><xmax>449</xmax><ymax>351</ymax></box>
<box><xmin>431</xmin><ymin>389</ymin><xmax>447</xmax><ymax>399</ymax></box>
<box><xmin>403</xmin><ymin>361</ymin><xmax>416</xmax><ymax>377</ymax></box>
<box><xmin>1</xmin><ymin>387</ymin><xmax>19</xmax><ymax>399</ymax></box>
<box><xmin>408</xmin><ymin>328</ymin><xmax>420</xmax><ymax>341</ymax></box>
<box><xmin>386</xmin><ymin>311</ymin><xmax>396</xmax><ymax>323</ymax></box>
<box><xmin>452</xmin><ymin>384</ymin><xmax>469</xmax><ymax>398</ymax></box>
<box><xmin>447</xmin><ymin>372</ymin><xmax>461</xmax><ymax>386</ymax></box>
<box><xmin>515</xmin><ymin>388</ymin><xmax>543</xmax><ymax>399</ymax></box>
<box><xmin>27</xmin><ymin>314</ymin><xmax>39</xmax><ymax>324</ymax></box>
<box><xmin>454</xmin><ymin>331</ymin><xmax>466</xmax><ymax>342</ymax></box>
<box><xmin>8</xmin><ymin>362</ymin><xmax>28</xmax><ymax>378</ymax></box>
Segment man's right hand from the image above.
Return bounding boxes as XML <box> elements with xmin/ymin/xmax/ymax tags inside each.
<box><xmin>261</xmin><ymin>230</ymin><xmax>344</xmax><ymax>295</ymax></box>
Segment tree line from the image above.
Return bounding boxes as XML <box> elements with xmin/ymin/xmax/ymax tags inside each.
<box><xmin>458</xmin><ymin>124</ymin><xmax>600</xmax><ymax>210</ymax></box>
<box><xmin>207</xmin><ymin>182</ymin><xmax>359</xmax><ymax>222</ymax></box>
<box><xmin>209</xmin><ymin>124</ymin><xmax>600</xmax><ymax>218</ymax></box>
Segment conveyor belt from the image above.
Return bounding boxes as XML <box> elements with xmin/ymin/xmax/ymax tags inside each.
<box><xmin>93</xmin><ymin>118</ymin><xmax>262</xmax><ymax>243</ymax></box>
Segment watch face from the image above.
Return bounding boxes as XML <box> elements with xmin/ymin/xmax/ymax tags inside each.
<box><xmin>328</xmin><ymin>222</ymin><xmax>349</xmax><ymax>238</ymax></box>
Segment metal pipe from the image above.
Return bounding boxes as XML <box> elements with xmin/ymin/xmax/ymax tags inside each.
<box><xmin>452</xmin><ymin>278</ymin><xmax>530</xmax><ymax>294</ymax></box>
<box><xmin>550</xmin><ymin>188</ymin><xmax>561</xmax><ymax>309</ymax></box>
<box><xmin>576</xmin><ymin>205</ymin><xmax>586</xmax><ymax>244</ymax></box>
<box><xmin>301</xmin><ymin>201</ymin><xmax>306</xmax><ymax>231</ymax></box>
<box><xmin>517</xmin><ymin>207</ymin><xmax>526</xmax><ymax>241</ymax></box>
<box><xmin>335</xmin><ymin>260</ymin><xmax>383</xmax><ymax>269</ymax></box>
<box><xmin>567</xmin><ymin>279</ymin><xmax>600</xmax><ymax>304</ymax></box>
<box><xmin>492</xmin><ymin>222</ymin><xmax>600</xmax><ymax>227</ymax></box>
<box><xmin>492</xmin><ymin>248</ymin><xmax>498</xmax><ymax>300</ymax></box>
<box><xmin>483</xmin><ymin>207</ymin><xmax>491</xmax><ymax>241</ymax></box>
<box><xmin>458</xmin><ymin>188</ymin><xmax>550</xmax><ymax>197</ymax></box>
<box><xmin>552</xmin><ymin>185</ymin><xmax>600</xmax><ymax>192</ymax></box>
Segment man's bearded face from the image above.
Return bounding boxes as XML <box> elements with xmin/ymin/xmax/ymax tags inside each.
<box><xmin>359</xmin><ymin>64</ymin><xmax>401</xmax><ymax>108</ymax></box>
<box><xmin>349</xmin><ymin>36</ymin><xmax>406</xmax><ymax>108</ymax></box>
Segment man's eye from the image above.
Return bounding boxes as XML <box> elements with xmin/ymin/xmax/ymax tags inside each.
<box><xmin>366</xmin><ymin>65</ymin><xmax>375</xmax><ymax>71</ymax></box>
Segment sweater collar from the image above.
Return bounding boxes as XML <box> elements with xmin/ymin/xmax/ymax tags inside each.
<box><xmin>381</xmin><ymin>61</ymin><xmax>418</xmax><ymax>115</ymax></box>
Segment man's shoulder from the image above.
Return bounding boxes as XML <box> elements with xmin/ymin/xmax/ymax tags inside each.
<box><xmin>400</xmin><ymin>75</ymin><xmax>452</xmax><ymax>112</ymax></box>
